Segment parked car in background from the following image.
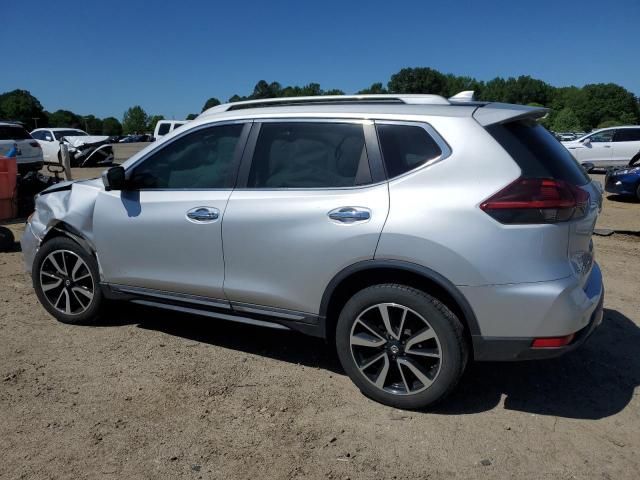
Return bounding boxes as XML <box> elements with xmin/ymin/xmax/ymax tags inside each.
<box><xmin>153</xmin><ymin>120</ymin><xmax>188</xmax><ymax>139</ymax></box>
<box><xmin>562</xmin><ymin>126</ymin><xmax>640</xmax><ymax>170</ymax></box>
<box><xmin>31</xmin><ymin>128</ymin><xmax>113</xmax><ymax>167</ymax></box>
<box><xmin>119</xmin><ymin>134</ymin><xmax>154</xmax><ymax>143</ymax></box>
<box><xmin>22</xmin><ymin>94</ymin><xmax>604</xmax><ymax>410</ymax></box>
<box><xmin>558</xmin><ymin>132</ymin><xmax>577</xmax><ymax>141</ymax></box>
<box><xmin>0</xmin><ymin>122</ymin><xmax>43</xmax><ymax>174</ymax></box>
<box><xmin>605</xmin><ymin>166</ymin><xmax>640</xmax><ymax>200</ymax></box>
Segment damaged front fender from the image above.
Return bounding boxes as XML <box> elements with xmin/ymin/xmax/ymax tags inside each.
<box><xmin>21</xmin><ymin>178</ymin><xmax>103</xmax><ymax>274</ymax></box>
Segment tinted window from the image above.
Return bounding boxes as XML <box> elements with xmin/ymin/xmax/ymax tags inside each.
<box><xmin>0</xmin><ymin>125</ymin><xmax>31</xmax><ymax>140</ymax></box>
<box><xmin>588</xmin><ymin>130</ymin><xmax>614</xmax><ymax>143</ymax></box>
<box><xmin>247</xmin><ymin>122</ymin><xmax>371</xmax><ymax>188</ymax></box>
<box><xmin>486</xmin><ymin>120</ymin><xmax>590</xmax><ymax>186</ymax></box>
<box><xmin>613</xmin><ymin>129</ymin><xmax>640</xmax><ymax>142</ymax></box>
<box><xmin>376</xmin><ymin>124</ymin><xmax>443</xmax><ymax>178</ymax></box>
<box><xmin>129</xmin><ymin>124</ymin><xmax>244</xmax><ymax>189</ymax></box>
<box><xmin>157</xmin><ymin>123</ymin><xmax>171</xmax><ymax>136</ymax></box>
<box><xmin>31</xmin><ymin>131</ymin><xmax>44</xmax><ymax>140</ymax></box>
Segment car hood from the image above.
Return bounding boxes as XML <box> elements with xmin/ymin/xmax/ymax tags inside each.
<box><xmin>63</xmin><ymin>136</ymin><xmax>110</xmax><ymax>147</ymax></box>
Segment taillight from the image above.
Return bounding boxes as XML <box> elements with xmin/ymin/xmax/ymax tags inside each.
<box><xmin>480</xmin><ymin>178</ymin><xmax>589</xmax><ymax>224</ymax></box>
<box><xmin>29</xmin><ymin>141</ymin><xmax>41</xmax><ymax>148</ymax></box>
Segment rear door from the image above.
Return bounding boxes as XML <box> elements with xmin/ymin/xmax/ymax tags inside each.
<box><xmin>94</xmin><ymin>121</ymin><xmax>250</xmax><ymax>298</ymax></box>
<box><xmin>612</xmin><ymin>128</ymin><xmax>640</xmax><ymax>165</ymax></box>
<box><xmin>222</xmin><ymin>119</ymin><xmax>389</xmax><ymax>315</ymax></box>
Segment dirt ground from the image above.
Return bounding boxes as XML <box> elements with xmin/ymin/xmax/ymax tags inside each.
<box><xmin>0</xmin><ymin>172</ymin><xmax>638</xmax><ymax>479</ymax></box>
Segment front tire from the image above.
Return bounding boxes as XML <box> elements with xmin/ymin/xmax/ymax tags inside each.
<box><xmin>336</xmin><ymin>284</ymin><xmax>468</xmax><ymax>410</ymax></box>
<box><xmin>33</xmin><ymin>237</ymin><xmax>103</xmax><ymax>324</ymax></box>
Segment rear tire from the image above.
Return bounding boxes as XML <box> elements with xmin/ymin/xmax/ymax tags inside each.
<box><xmin>32</xmin><ymin>237</ymin><xmax>103</xmax><ymax>324</ymax></box>
<box><xmin>629</xmin><ymin>154</ymin><xmax>640</xmax><ymax>167</ymax></box>
<box><xmin>335</xmin><ymin>284</ymin><xmax>468</xmax><ymax>410</ymax></box>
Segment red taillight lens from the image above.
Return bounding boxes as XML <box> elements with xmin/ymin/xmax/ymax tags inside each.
<box><xmin>531</xmin><ymin>334</ymin><xmax>575</xmax><ymax>348</ymax></box>
<box><xmin>480</xmin><ymin>178</ymin><xmax>589</xmax><ymax>224</ymax></box>
<box><xmin>29</xmin><ymin>141</ymin><xmax>41</xmax><ymax>148</ymax></box>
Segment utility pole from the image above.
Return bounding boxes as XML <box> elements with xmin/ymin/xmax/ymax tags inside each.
<box><xmin>32</xmin><ymin>117</ymin><xmax>39</xmax><ymax>129</ymax></box>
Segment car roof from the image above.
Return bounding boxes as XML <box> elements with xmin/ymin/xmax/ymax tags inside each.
<box><xmin>0</xmin><ymin>122</ymin><xmax>26</xmax><ymax>127</ymax></box>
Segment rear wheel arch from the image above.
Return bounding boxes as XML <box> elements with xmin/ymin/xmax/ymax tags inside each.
<box><xmin>320</xmin><ymin>260</ymin><xmax>480</xmax><ymax>342</ymax></box>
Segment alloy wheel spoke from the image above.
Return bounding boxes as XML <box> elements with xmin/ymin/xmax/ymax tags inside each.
<box><xmin>71</xmin><ymin>256</ymin><xmax>83</xmax><ymax>280</ymax></box>
<box><xmin>72</xmin><ymin>286</ymin><xmax>93</xmax><ymax>302</ymax></box>
<box><xmin>71</xmin><ymin>289</ymin><xmax>88</xmax><ymax>309</ymax></box>
<box><xmin>405</xmin><ymin>348</ymin><xmax>440</xmax><ymax>359</ymax></box>
<box><xmin>405</xmin><ymin>328</ymin><xmax>437</xmax><ymax>351</ymax></box>
<box><xmin>358</xmin><ymin>351</ymin><xmax>387</xmax><ymax>372</ymax></box>
<box><xmin>42</xmin><ymin>271</ymin><xmax>61</xmax><ymax>280</ymax></box>
<box><xmin>378</xmin><ymin>304</ymin><xmax>398</xmax><ymax>339</ymax></box>
<box><xmin>354</xmin><ymin>318</ymin><xmax>386</xmax><ymax>343</ymax></box>
<box><xmin>397</xmin><ymin>357</ymin><xmax>433</xmax><ymax>389</ymax></box>
<box><xmin>373</xmin><ymin>353</ymin><xmax>390</xmax><ymax>389</ymax></box>
<box><xmin>48</xmin><ymin>254</ymin><xmax>67</xmax><ymax>276</ymax></box>
<box><xmin>42</xmin><ymin>279</ymin><xmax>62</xmax><ymax>292</ymax></box>
<box><xmin>351</xmin><ymin>331</ymin><xmax>386</xmax><ymax>348</ymax></box>
<box><xmin>397</xmin><ymin>360</ymin><xmax>411</xmax><ymax>393</ymax></box>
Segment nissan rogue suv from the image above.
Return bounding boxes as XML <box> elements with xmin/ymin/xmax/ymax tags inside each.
<box><xmin>21</xmin><ymin>94</ymin><xmax>604</xmax><ymax>409</ymax></box>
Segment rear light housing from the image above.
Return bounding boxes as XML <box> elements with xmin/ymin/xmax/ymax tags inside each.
<box><xmin>480</xmin><ymin>178</ymin><xmax>589</xmax><ymax>224</ymax></box>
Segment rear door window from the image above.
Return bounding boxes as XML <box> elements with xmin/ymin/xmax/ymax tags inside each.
<box><xmin>247</xmin><ymin>122</ymin><xmax>372</xmax><ymax>188</ymax></box>
<box><xmin>613</xmin><ymin>129</ymin><xmax>640</xmax><ymax>142</ymax></box>
<box><xmin>376</xmin><ymin>123</ymin><xmax>444</xmax><ymax>178</ymax></box>
<box><xmin>486</xmin><ymin>120</ymin><xmax>590</xmax><ymax>186</ymax></box>
<box><xmin>0</xmin><ymin>125</ymin><xmax>31</xmax><ymax>140</ymax></box>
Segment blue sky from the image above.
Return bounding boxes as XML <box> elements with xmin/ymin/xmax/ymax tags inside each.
<box><xmin>2</xmin><ymin>0</ymin><xmax>639</xmax><ymax>120</ymax></box>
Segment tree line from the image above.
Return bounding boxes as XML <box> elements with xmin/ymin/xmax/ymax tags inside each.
<box><xmin>2</xmin><ymin>67</ymin><xmax>639</xmax><ymax>134</ymax></box>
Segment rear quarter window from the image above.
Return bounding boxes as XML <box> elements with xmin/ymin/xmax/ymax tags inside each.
<box><xmin>0</xmin><ymin>125</ymin><xmax>32</xmax><ymax>140</ymax></box>
<box><xmin>376</xmin><ymin>124</ymin><xmax>443</xmax><ymax>178</ymax></box>
<box><xmin>486</xmin><ymin>120</ymin><xmax>590</xmax><ymax>186</ymax></box>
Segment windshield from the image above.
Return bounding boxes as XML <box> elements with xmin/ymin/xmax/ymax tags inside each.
<box><xmin>54</xmin><ymin>129</ymin><xmax>88</xmax><ymax>140</ymax></box>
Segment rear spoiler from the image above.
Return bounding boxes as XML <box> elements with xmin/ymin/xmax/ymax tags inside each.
<box><xmin>472</xmin><ymin>103</ymin><xmax>549</xmax><ymax>126</ymax></box>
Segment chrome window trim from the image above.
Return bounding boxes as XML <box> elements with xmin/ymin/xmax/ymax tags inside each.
<box><xmin>374</xmin><ymin>119</ymin><xmax>452</xmax><ymax>182</ymax></box>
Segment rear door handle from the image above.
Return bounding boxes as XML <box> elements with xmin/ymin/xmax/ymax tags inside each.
<box><xmin>328</xmin><ymin>207</ymin><xmax>371</xmax><ymax>223</ymax></box>
<box><xmin>186</xmin><ymin>206</ymin><xmax>220</xmax><ymax>223</ymax></box>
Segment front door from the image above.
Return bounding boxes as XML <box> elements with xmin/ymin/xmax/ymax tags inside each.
<box><xmin>574</xmin><ymin>130</ymin><xmax>614</xmax><ymax>166</ymax></box>
<box><xmin>93</xmin><ymin>122</ymin><xmax>249</xmax><ymax>299</ymax></box>
<box><xmin>612</xmin><ymin>128</ymin><xmax>640</xmax><ymax>166</ymax></box>
<box><xmin>222</xmin><ymin>120</ymin><xmax>389</xmax><ymax>315</ymax></box>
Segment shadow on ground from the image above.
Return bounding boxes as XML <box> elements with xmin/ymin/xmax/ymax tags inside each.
<box><xmin>102</xmin><ymin>306</ymin><xmax>639</xmax><ymax>419</ymax></box>
<box><xmin>606</xmin><ymin>193</ymin><xmax>639</xmax><ymax>203</ymax></box>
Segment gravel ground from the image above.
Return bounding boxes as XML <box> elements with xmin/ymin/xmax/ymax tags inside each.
<box><xmin>0</xmin><ymin>171</ymin><xmax>638</xmax><ymax>479</ymax></box>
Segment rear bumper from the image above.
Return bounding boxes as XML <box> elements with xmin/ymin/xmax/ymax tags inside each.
<box><xmin>470</xmin><ymin>262</ymin><xmax>604</xmax><ymax>361</ymax></box>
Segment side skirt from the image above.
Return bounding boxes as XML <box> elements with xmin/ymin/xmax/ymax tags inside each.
<box><xmin>101</xmin><ymin>284</ymin><xmax>325</xmax><ymax>337</ymax></box>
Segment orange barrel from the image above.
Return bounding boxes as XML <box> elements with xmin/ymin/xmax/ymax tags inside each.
<box><xmin>0</xmin><ymin>156</ymin><xmax>18</xmax><ymax>221</ymax></box>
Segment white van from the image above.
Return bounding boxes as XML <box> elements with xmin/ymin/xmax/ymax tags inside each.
<box><xmin>153</xmin><ymin>120</ymin><xmax>188</xmax><ymax>139</ymax></box>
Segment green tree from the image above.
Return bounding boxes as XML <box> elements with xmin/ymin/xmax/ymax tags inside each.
<box><xmin>358</xmin><ymin>82</ymin><xmax>387</xmax><ymax>94</ymax></box>
<box><xmin>552</xmin><ymin>108</ymin><xmax>582</xmax><ymax>131</ymax></box>
<box><xmin>201</xmin><ymin>97</ymin><xmax>221</xmax><ymax>112</ymax></box>
<box><xmin>122</xmin><ymin>106</ymin><xmax>149</xmax><ymax>134</ymax></box>
<box><xmin>102</xmin><ymin>117</ymin><xmax>122</xmax><ymax>136</ymax></box>
<box><xmin>48</xmin><ymin>109</ymin><xmax>83</xmax><ymax>128</ymax></box>
<box><xmin>83</xmin><ymin>115</ymin><xmax>103</xmax><ymax>134</ymax></box>
<box><xmin>597</xmin><ymin>119</ymin><xmax>623</xmax><ymax>129</ymax></box>
<box><xmin>444</xmin><ymin>74</ymin><xmax>483</xmax><ymax>98</ymax></box>
<box><xmin>186</xmin><ymin>113</ymin><xmax>198</xmax><ymax>120</ymax></box>
<box><xmin>387</xmin><ymin>67</ymin><xmax>448</xmax><ymax>95</ymax></box>
<box><xmin>0</xmin><ymin>89</ymin><xmax>47</xmax><ymax>129</ymax></box>
<box><xmin>147</xmin><ymin>115</ymin><xmax>165</xmax><ymax>133</ymax></box>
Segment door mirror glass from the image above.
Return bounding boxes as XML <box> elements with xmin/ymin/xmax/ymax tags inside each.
<box><xmin>45</xmin><ymin>135</ymin><xmax>53</xmax><ymax>141</ymax></box>
<box><xmin>582</xmin><ymin>137</ymin><xmax>591</xmax><ymax>146</ymax></box>
<box><xmin>102</xmin><ymin>166</ymin><xmax>126</xmax><ymax>191</ymax></box>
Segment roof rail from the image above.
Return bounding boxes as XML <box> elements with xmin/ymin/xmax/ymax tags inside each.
<box><xmin>200</xmin><ymin>94</ymin><xmax>453</xmax><ymax>116</ymax></box>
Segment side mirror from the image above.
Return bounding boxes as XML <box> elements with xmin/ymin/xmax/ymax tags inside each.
<box><xmin>45</xmin><ymin>135</ymin><xmax>53</xmax><ymax>142</ymax></box>
<box><xmin>102</xmin><ymin>166</ymin><xmax>126</xmax><ymax>191</ymax></box>
<box><xmin>582</xmin><ymin>137</ymin><xmax>591</xmax><ymax>146</ymax></box>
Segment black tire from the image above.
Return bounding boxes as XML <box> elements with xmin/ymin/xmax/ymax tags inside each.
<box><xmin>629</xmin><ymin>154</ymin><xmax>640</xmax><ymax>167</ymax></box>
<box><xmin>32</xmin><ymin>236</ymin><xmax>103</xmax><ymax>324</ymax></box>
<box><xmin>582</xmin><ymin>162</ymin><xmax>595</xmax><ymax>173</ymax></box>
<box><xmin>0</xmin><ymin>227</ymin><xmax>15</xmax><ymax>252</ymax></box>
<box><xmin>335</xmin><ymin>284</ymin><xmax>468</xmax><ymax>410</ymax></box>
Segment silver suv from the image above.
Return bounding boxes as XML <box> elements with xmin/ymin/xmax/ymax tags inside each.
<box><xmin>21</xmin><ymin>94</ymin><xmax>604</xmax><ymax>409</ymax></box>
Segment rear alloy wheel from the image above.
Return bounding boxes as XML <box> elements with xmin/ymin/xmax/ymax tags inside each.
<box><xmin>33</xmin><ymin>237</ymin><xmax>103</xmax><ymax>324</ymax></box>
<box><xmin>336</xmin><ymin>284</ymin><xmax>467</xmax><ymax>409</ymax></box>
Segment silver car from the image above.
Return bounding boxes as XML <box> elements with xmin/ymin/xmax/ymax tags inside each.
<box><xmin>21</xmin><ymin>94</ymin><xmax>604</xmax><ymax>409</ymax></box>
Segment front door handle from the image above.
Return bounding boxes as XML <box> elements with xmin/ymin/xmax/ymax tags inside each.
<box><xmin>328</xmin><ymin>207</ymin><xmax>371</xmax><ymax>223</ymax></box>
<box><xmin>186</xmin><ymin>206</ymin><xmax>219</xmax><ymax>223</ymax></box>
